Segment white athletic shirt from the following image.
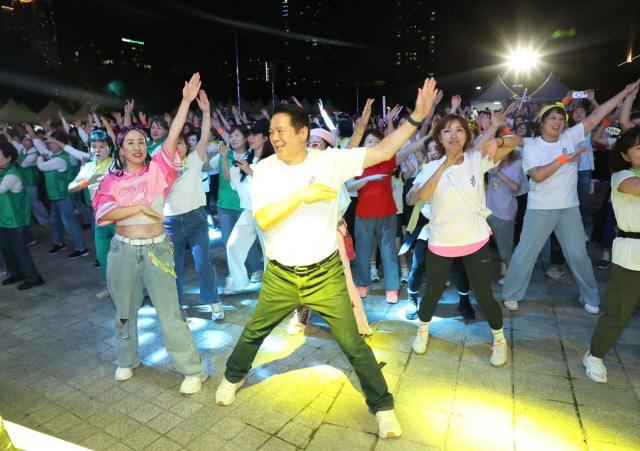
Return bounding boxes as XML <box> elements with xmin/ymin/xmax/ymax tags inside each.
<box><xmin>610</xmin><ymin>170</ymin><xmax>640</xmax><ymax>271</ymax></box>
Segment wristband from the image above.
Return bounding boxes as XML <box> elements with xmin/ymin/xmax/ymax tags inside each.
<box><xmin>406</xmin><ymin>115</ymin><xmax>423</xmax><ymax>128</ymax></box>
<box><xmin>78</xmin><ymin>179</ymin><xmax>89</xmax><ymax>189</ymax></box>
<box><xmin>557</xmin><ymin>155</ymin><xmax>569</xmax><ymax>165</ymax></box>
<box><xmin>601</xmin><ymin>118</ymin><xmax>612</xmax><ymax>127</ymax></box>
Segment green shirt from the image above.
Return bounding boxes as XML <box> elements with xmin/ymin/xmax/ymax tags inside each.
<box><xmin>217</xmin><ymin>152</ymin><xmax>241</xmax><ymax>210</ymax></box>
<box><xmin>43</xmin><ymin>152</ymin><xmax>75</xmax><ymax>201</ymax></box>
<box><xmin>0</xmin><ymin>165</ymin><xmax>31</xmax><ymax>228</ymax></box>
<box><xmin>17</xmin><ymin>149</ymin><xmax>40</xmax><ymax>187</ymax></box>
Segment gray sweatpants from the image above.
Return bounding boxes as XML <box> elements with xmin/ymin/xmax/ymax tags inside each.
<box><xmin>107</xmin><ymin>236</ymin><xmax>205</xmax><ymax>376</ymax></box>
<box><xmin>501</xmin><ymin>206</ymin><xmax>600</xmax><ymax>306</ymax></box>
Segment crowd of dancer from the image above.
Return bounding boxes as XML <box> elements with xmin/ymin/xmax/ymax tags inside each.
<box><xmin>1</xmin><ymin>72</ymin><xmax>639</xmax><ymax>439</ymax></box>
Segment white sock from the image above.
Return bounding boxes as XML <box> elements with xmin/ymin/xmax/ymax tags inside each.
<box><xmin>458</xmin><ymin>290</ymin><xmax>470</xmax><ymax>297</ymax></box>
<box><xmin>491</xmin><ymin>328</ymin><xmax>506</xmax><ymax>342</ymax></box>
<box><xmin>370</xmin><ymin>262</ymin><xmax>377</xmax><ymax>269</ymax></box>
<box><xmin>602</xmin><ymin>250</ymin><xmax>610</xmax><ymax>261</ymax></box>
<box><xmin>418</xmin><ymin>321</ymin><xmax>430</xmax><ymax>331</ymax></box>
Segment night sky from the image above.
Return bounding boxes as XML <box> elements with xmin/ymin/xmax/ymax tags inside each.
<box><xmin>2</xmin><ymin>0</ymin><xmax>639</xmax><ymax>111</ymax></box>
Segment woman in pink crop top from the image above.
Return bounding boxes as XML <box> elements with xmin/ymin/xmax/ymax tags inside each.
<box><xmin>92</xmin><ymin>73</ymin><xmax>208</xmax><ymax>394</ymax></box>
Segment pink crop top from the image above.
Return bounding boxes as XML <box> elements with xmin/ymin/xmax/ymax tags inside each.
<box><xmin>93</xmin><ymin>145</ymin><xmax>180</xmax><ymax>226</ymax></box>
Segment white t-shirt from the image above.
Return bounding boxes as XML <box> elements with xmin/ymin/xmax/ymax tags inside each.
<box><xmin>411</xmin><ymin>168</ymin><xmax>434</xmax><ymax>241</ymax></box>
<box><xmin>522</xmin><ymin>123</ymin><xmax>585</xmax><ymax>210</ymax></box>
<box><xmin>164</xmin><ymin>151</ymin><xmax>206</xmax><ymax>216</ymax></box>
<box><xmin>610</xmin><ymin>170</ymin><xmax>640</xmax><ymax>271</ymax></box>
<box><xmin>421</xmin><ymin>150</ymin><xmax>497</xmax><ymax>247</ymax></box>
<box><xmin>577</xmin><ymin>132</ymin><xmax>594</xmax><ymax>171</ymax></box>
<box><xmin>251</xmin><ymin>147</ymin><xmax>366</xmax><ymax>266</ymax></box>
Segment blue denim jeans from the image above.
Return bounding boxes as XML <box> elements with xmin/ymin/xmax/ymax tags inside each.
<box><xmin>107</xmin><ymin>235</ymin><xmax>205</xmax><ymax>375</ymax></box>
<box><xmin>354</xmin><ymin>215</ymin><xmax>399</xmax><ymax>291</ymax></box>
<box><xmin>218</xmin><ymin>206</ymin><xmax>261</xmax><ymax>277</ymax></box>
<box><xmin>50</xmin><ymin>198</ymin><xmax>86</xmax><ymax>251</ymax></box>
<box><xmin>164</xmin><ymin>207</ymin><xmax>218</xmax><ymax>305</ymax></box>
<box><xmin>26</xmin><ymin>186</ymin><xmax>50</xmax><ymax>226</ymax></box>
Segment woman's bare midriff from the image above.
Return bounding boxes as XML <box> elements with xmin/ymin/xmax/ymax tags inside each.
<box><xmin>116</xmin><ymin>222</ymin><xmax>165</xmax><ymax>238</ymax></box>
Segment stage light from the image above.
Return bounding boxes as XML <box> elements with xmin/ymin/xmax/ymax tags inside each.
<box><xmin>506</xmin><ymin>48</ymin><xmax>539</xmax><ymax>73</ymax></box>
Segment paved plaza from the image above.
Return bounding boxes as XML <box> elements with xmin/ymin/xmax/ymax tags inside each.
<box><xmin>1</xmin><ymin>225</ymin><xmax>639</xmax><ymax>451</ymax></box>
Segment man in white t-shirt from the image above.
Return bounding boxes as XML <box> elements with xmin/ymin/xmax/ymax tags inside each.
<box><xmin>502</xmin><ymin>81</ymin><xmax>640</xmax><ymax>313</ymax></box>
<box><xmin>215</xmin><ymin>78</ymin><xmax>441</xmax><ymax>439</ymax></box>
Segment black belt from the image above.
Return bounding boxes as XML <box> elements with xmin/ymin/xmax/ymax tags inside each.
<box><xmin>271</xmin><ymin>251</ymin><xmax>339</xmax><ymax>276</ymax></box>
<box><xmin>617</xmin><ymin>230</ymin><xmax>640</xmax><ymax>239</ymax></box>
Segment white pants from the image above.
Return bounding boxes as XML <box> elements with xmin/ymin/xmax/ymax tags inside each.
<box><xmin>226</xmin><ymin>209</ymin><xmax>265</xmax><ymax>290</ymax></box>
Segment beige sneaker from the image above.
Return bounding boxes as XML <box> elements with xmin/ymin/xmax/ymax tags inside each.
<box><xmin>412</xmin><ymin>323</ymin><xmax>429</xmax><ymax>354</ymax></box>
<box><xmin>215</xmin><ymin>377</ymin><xmax>245</xmax><ymax>406</ymax></box>
<box><xmin>490</xmin><ymin>339</ymin><xmax>508</xmax><ymax>367</ymax></box>
<box><xmin>375</xmin><ymin>409</ymin><xmax>402</xmax><ymax>438</ymax></box>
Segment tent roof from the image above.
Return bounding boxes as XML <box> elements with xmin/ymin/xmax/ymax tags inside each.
<box><xmin>0</xmin><ymin>98</ymin><xmax>36</xmax><ymax>123</ymax></box>
<box><xmin>528</xmin><ymin>73</ymin><xmax>569</xmax><ymax>102</ymax></box>
<box><xmin>37</xmin><ymin>101</ymin><xmax>72</xmax><ymax>121</ymax></box>
<box><xmin>471</xmin><ymin>76</ymin><xmax>517</xmax><ymax>105</ymax></box>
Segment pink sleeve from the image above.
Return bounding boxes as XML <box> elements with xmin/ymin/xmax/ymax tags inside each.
<box><xmin>153</xmin><ymin>144</ymin><xmax>181</xmax><ymax>179</ymax></box>
<box><xmin>93</xmin><ymin>175</ymin><xmax>119</xmax><ymax>226</ymax></box>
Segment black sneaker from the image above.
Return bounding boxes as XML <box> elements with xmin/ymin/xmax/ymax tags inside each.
<box><xmin>596</xmin><ymin>259</ymin><xmax>610</xmax><ymax>270</ymax></box>
<box><xmin>48</xmin><ymin>244</ymin><xmax>67</xmax><ymax>254</ymax></box>
<box><xmin>94</xmin><ymin>260</ymin><xmax>100</xmax><ymax>268</ymax></box>
<box><xmin>17</xmin><ymin>277</ymin><xmax>45</xmax><ymax>290</ymax></box>
<box><xmin>2</xmin><ymin>275</ymin><xmax>23</xmax><ymax>285</ymax></box>
<box><xmin>68</xmin><ymin>249</ymin><xmax>90</xmax><ymax>259</ymax></box>
<box><xmin>458</xmin><ymin>295</ymin><xmax>476</xmax><ymax>320</ymax></box>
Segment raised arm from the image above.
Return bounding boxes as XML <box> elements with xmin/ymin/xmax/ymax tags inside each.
<box><xmin>164</xmin><ymin>73</ymin><xmax>202</xmax><ymax>159</ymax></box>
<box><xmin>194</xmin><ymin>90</ymin><xmax>211</xmax><ymax>161</ymax></box>
<box><xmin>396</xmin><ymin>135</ymin><xmax>428</xmax><ymax>165</ymax></box>
<box><xmin>528</xmin><ymin>147</ymin><xmax>586</xmax><ymax>183</ymax></box>
<box><xmin>619</xmin><ymin>85</ymin><xmax>638</xmax><ymax>132</ymax></box>
<box><xmin>582</xmin><ymin>80</ymin><xmax>640</xmax><ymax>134</ymax></box>
<box><xmin>347</xmin><ymin>98</ymin><xmax>374</xmax><ymax>148</ymax></box>
<box><xmin>123</xmin><ymin>99</ymin><xmax>134</xmax><ymax>127</ymax></box>
<box><xmin>364</xmin><ymin>78</ymin><xmax>439</xmax><ymax>168</ymax></box>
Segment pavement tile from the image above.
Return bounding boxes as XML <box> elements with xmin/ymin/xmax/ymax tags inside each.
<box><xmin>146</xmin><ymin>410</ymin><xmax>183</xmax><ymax>434</ymax></box>
<box><xmin>306</xmin><ymin>424</ymin><xmax>376</xmax><ymax>451</ymax></box>
<box><xmin>165</xmin><ymin>420</ymin><xmax>205</xmax><ymax>446</ymax></box>
<box><xmin>120</xmin><ymin>424</ymin><xmax>161</xmax><ymax>449</ymax></box>
<box><xmin>222</xmin><ymin>425</ymin><xmax>271</xmax><ymax>450</ymax></box>
<box><xmin>104</xmin><ymin>417</ymin><xmax>143</xmax><ymax>440</ymax></box>
<box><xmin>277</xmin><ymin>420</ymin><xmax>314</xmax><ymax>448</ymax></box>
<box><xmin>208</xmin><ymin>416</ymin><xmax>248</xmax><ymax>440</ymax></box>
<box><xmin>187</xmin><ymin>428</ymin><xmax>228</xmax><ymax>451</ymax></box>
<box><xmin>258</xmin><ymin>436</ymin><xmax>297</xmax><ymax>451</ymax></box>
<box><xmin>446</xmin><ymin>415</ymin><xmax>514</xmax><ymax>451</ymax></box>
<box><xmin>514</xmin><ymin>426</ymin><xmax>587</xmax><ymax>451</ymax></box>
<box><xmin>143</xmin><ymin>436</ymin><xmax>183</xmax><ymax>451</ymax></box>
<box><xmin>80</xmin><ymin>431</ymin><xmax>118</xmax><ymax>450</ymax></box>
<box><xmin>513</xmin><ymin>370</ymin><xmax>575</xmax><ymax>403</ymax></box>
<box><xmin>42</xmin><ymin>412</ymin><xmax>83</xmax><ymax>434</ymax></box>
<box><xmin>572</xmin><ymin>379</ymin><xmax>640</xmax><ymax>414</ymax></box>
<box><xmin>580</xmin><ymin>405</ymin><xmax>640</xmax><ymax>446</ymax></box>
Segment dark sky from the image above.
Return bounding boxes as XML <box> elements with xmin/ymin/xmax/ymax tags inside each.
<box><xmin>3</xmin><ymin>0</ymin><xmax>640</xmax><ymax>110</ymax></box>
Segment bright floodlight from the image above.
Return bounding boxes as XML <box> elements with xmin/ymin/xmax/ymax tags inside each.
<box><xmin>507</xmin><ymin>49</ymin><xmax>539</xmax><ymax>72</ymax></box>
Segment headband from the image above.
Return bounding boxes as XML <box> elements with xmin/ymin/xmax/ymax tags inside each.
<box><xmin>538</xmin><ymin>102</ymin><xmax>569</xmax><ymax>122</ymax></box>
<box><xmin>115</xmin><ymin>125</ymin><xmax>148</xmax><ymax>149</ymax></box>
<box><xmin>88</xmin><ymin>129</ymin><xmax>109</xmax><ymax>143</ymax></box>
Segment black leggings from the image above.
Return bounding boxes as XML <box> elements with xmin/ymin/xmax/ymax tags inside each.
<box><xmin>408</xmin><ymin>239</ymin><xmax>470</xmax><ymax>295</ymax></box>
<box><xmin>418</xmin><ymin>243</ymin><xmax>503</xmax><ymax>330</ymax></box>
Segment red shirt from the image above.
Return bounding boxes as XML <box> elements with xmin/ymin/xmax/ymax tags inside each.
<box><xmin>355</xmin><ymin>157</ymin><xmax>397</xmax><ymax>218</ymax></box>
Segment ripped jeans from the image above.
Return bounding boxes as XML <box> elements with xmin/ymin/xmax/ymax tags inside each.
<box><xmin>107</xmin><ymin>234</ymin><xmax>205</xmax><ymax>376</ymax></box>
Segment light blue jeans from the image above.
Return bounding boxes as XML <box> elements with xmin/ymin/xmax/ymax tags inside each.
<box><xmin>26</xmin><ymin>186</ymin><xmax>50</xmax><ymax>226</ymax></box>
<box><xmin>107</xmin><ymin>235</ymin><xmax>205</xmax><ymax>376</ymax></box>
<box><xmin>354</xmin><ymin>215</ymin><xmax>400</xmax><ymax>291</ymax></box>
<box><xmin>50</xmin><ymin>198</ymin><xmax>87</xmax><ymax>251</ymax></box>
<box><xmin>502</xmin><ymin>206</ymin><xmax>600</xmax><ymax>306</ymax></box>
<box><xmin>164</xmin><ymin>207</ymin><xmax>218</xmax><ymax>305</ymax></box>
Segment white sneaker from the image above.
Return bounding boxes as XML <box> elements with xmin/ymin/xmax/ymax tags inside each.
<box><xmin>582</xmin><ymin>351</ymin><xmax>607</xmax><ymax>383</ymax></box>
<box><xmin>211</xmin><ymin>302</ymin><xmax>225</xmax><ymax>321</ymax></box>
<box><xmin>223</xmin><ymin>277</ymin><xmax>236</xmax><ymax>295</ymax></box>
<box><xmin>400</xmin><ymin>266</ymin><xmax>409</xmax><ymax>283</ymax></box>
<box><xmin>95</xmin><ymin>288</ymin><xmax>110</xmax><ymax>299</ymax></box>
<box><xmin>545</xmin><ymin>266</ymin><xmax>565</xmax><ymax>280</ymax></box>
<box><xmin>412</xmin><ymin>324</ymin><xmax>429</xmax><ymax>354</ymax></box>
<box><xmin>375</xmin><ymin>409</ymin><xmax>402</xmax><ymax>438</ymax></box>
<box><xmin>504</xmin><ymin>300</ymin><xmax>519</xmax><ymax>311</ymax></box>
<box><xmin>490</xmin><ymin>339</ymin><xmax>508</xmax><ymax>367</ymax></box>
<box><xmin>215</xmin><ymin>377</ymin><xmax>245</xmax><ymax>406</ymax></box>
<box><xmin>287</xmin><ymin>315</ymin><xmax>307</xmax><ymax>335</ymax></box>
<box><xmin>370</xmin><ymin>266</ymin><xmax>380</xmax><ymax>282</ymax></box>
<box><xmin>115</xmin><ymin>366</ymin><xmax>136</xmax><ymax>381</ymax></box>
<box><xmin>579</xmin><ymin>298</ymin><xmax>600</xmax><ymax>315</ymax></box>
<box><xmin>250</xmin><ymin>271</ymin><xmax>263</xmax><ymax>283</ymax></box>
<box><xmin>180</xmin><ymin>373</ymin><xmax>208</xmax><ymax>394</ymax></box>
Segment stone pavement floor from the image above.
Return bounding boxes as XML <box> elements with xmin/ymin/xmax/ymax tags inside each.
<box><xmin>1</xmin><ymin>225</ymin><xmax>639</xmax><ymax>451</ymax></box>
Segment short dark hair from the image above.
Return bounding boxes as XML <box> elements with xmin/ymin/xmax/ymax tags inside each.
<box><xmin>360</xmin><ymin>128</ymin><xmax>385</xmax><ymax>147</ymax></box>
<box><xmin>432</xmin><ymin>114</ymin><xmax>474</xmax><ymax>153</ymax></box>
<box><xmin>0</xmin><ymin>140</ymin><xmax>18</xmax><ymax>163</ymax></box>
<box><xmin>51</xmin><ymin>131</ymin><xmax>70</xmax><ymax>145</ymax></box>
<box><xmin>477</xmin><ymin>110</ymin><xmax>491</xmax><ymax>118</ymax></box>
<box><xmin>337</xmin><ymin>118</ymin><xmax>353</xmax><ymax>138</ymax></box>
<box><xmin>609</xmin><ymin>127</ymin><xmax>640</xmax><ymax>172</ymax></box>
<box><xmin>149</xmin><ymin>116</ymin><xmax>169</xmax><ymax>130</ymax></box>
<box><xmin>273</xmin><ymin>104</ymin><xmax>310</xmax><ymax>133</ymax></box>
